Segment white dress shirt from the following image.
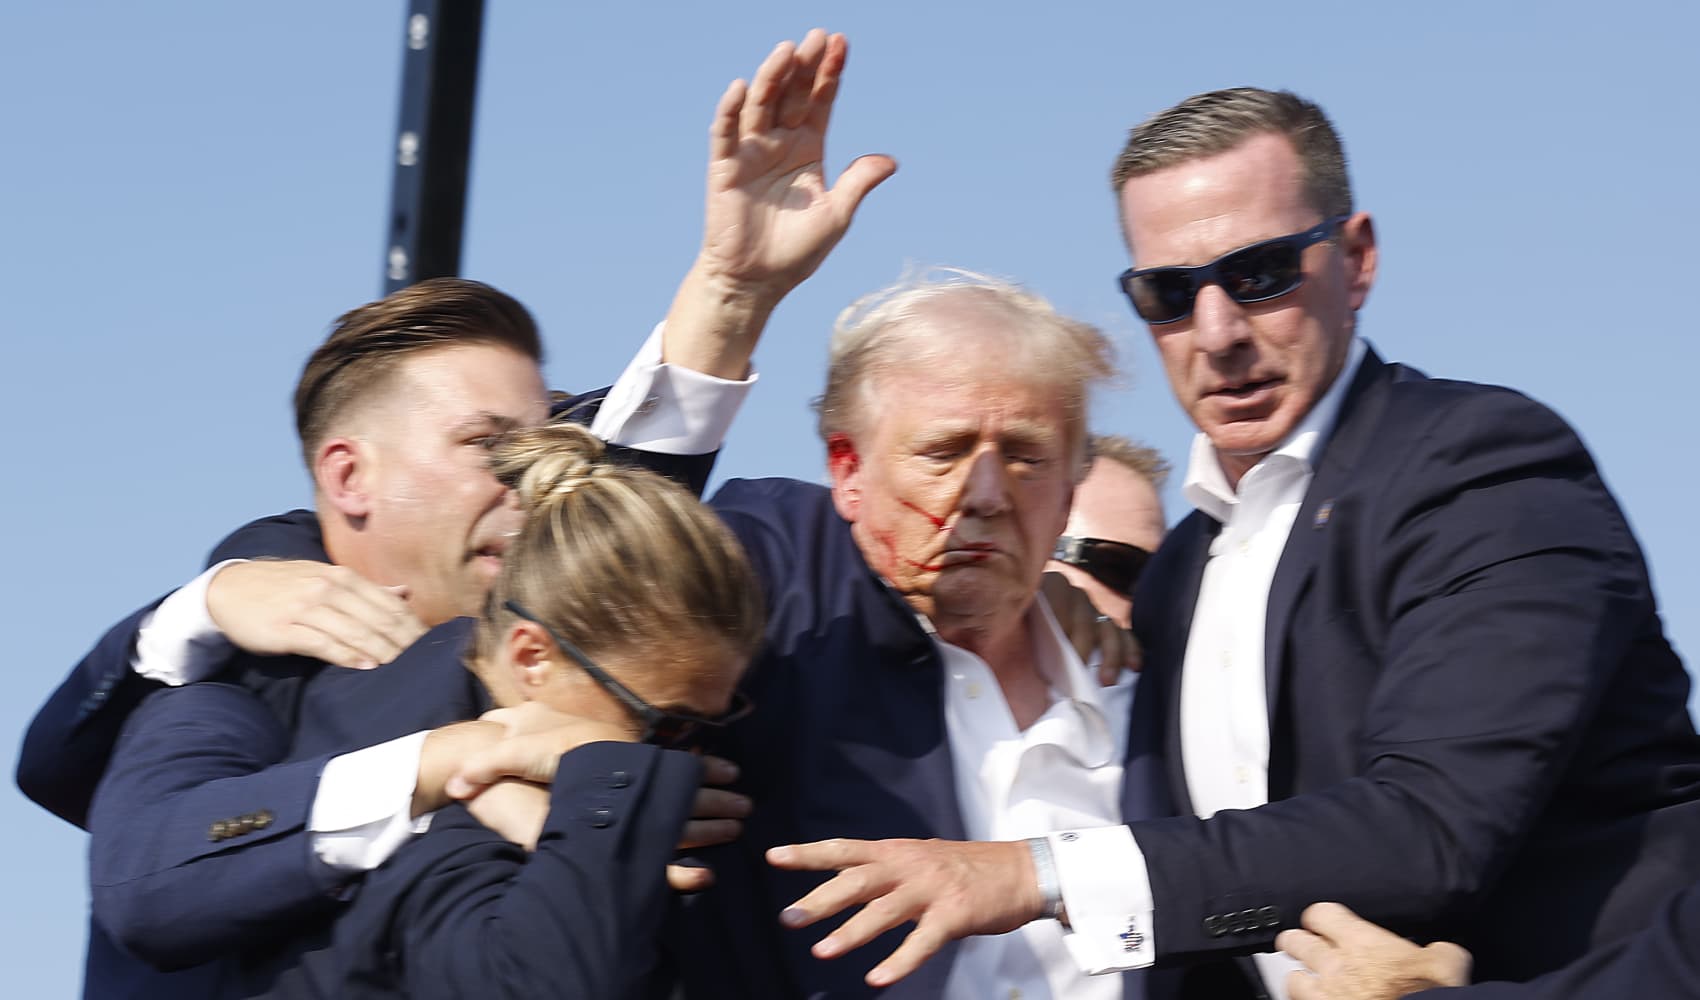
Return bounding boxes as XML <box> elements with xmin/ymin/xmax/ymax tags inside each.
<box><xmin>1050</xmin><ymin>340</ymin><xmax>1366</xmax><ymax>997</ymax></box>
<box><xmin>128</xmin><ymin>323</ymin><xmax>754</xmax><ymax>871</ymax></box>
<box><xmin>936</xmin><ymin>598</ymin><xmax>1134</xmax><ymax>1000</ymax></box>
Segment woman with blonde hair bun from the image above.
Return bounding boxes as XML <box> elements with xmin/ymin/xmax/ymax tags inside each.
<box><xmin>99</xmin><ymin>421</ymin><xmax>766</xmax><ymax>999</ymax></box>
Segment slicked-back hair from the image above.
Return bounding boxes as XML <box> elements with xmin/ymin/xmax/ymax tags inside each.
<box><xmin>813</xmin><ymin>268</ymin><xmax>1117</xmax><ymax>479</ymax></box>
<box><xmin>1111</xmin><ymin>87</ymin><xmax>1353</xmax><ymax>220</ymax></box>
<box><xmin>293</xmin><ymin>278</ymin><xmax>544</xmax><ymax>468</ymax></box>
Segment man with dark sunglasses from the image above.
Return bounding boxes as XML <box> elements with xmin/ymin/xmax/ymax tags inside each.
<box><xmin>764</xmin><ymin>87</ymin><xmax>1700</xmax><ymax>1000</ymax></box>
<box><xmin>1046</xmin><ymin>434</ymin><xmax>1170</xmax><ymax>632</ymax></box>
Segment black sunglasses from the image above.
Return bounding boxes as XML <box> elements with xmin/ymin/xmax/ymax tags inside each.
<box><xmin>1052</xmin><ymin>535</ymin><xmax>1151</xmax><ymax>595</ymax></box>
<box><xmin>1118</xmin><ymin>215</ymin><xmax>1350</xmax><ymax>325</ymax></box>
<box><xmin>503</xmin><ymin>600</ymin><xmax>753</xmax><ymax>750</ymax></box>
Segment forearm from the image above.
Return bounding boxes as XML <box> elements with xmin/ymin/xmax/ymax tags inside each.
<box><xmin>395</xmin><ymin>743</ymin><xmax>701</xmax><ymax>998</ymax></box>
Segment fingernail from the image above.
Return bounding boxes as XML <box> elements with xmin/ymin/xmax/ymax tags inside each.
<box><xmin>767</xmin><ymin>846</ymin><xmax>792</xmax><ymax>863</ymax></box>
<box><xmin>780</xmin><ymin>907</ymin><xmax>808</xmax><ymax>928</ymax></box>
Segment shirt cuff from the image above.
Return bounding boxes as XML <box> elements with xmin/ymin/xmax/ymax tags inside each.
<box><xmin>589</xmin><ymin>322</ymin><xmax>757</xmax><ymax>454</ymax></box>
<box><xmin>309</xmin><ymin>730</ymin><xmax>433</xmax><ymax>872</ymax></box>
<box><xmin>132</xmin><ymin>559</ymin><xmax>246</xmax><ymax>686</ymax></box>
<box><xmin>1051</xmin><ymin>825</ymin><xmax>1157</xmax><ymax>973</ymax></box>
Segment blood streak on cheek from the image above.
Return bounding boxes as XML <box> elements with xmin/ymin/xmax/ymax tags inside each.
<box><xmin>896</xmin><ymin>498</ymin><xmax>949</xmax><ymax>570</ymax></box>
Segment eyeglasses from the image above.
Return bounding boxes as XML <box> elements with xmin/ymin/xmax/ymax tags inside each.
<box><xmin>1118</xmin><ymin>215</ymin><xmax>1350</xmax><ymax>325</ymax></box>
<box><xmin>1051</xmin><ymin>536</ymin><xmax>1151</xmax><ymax>595</ymax></box>
<box><xmin>503</xmin><ymin>600</ymin><xmax>753</xmax><ymax>749</ymax></box>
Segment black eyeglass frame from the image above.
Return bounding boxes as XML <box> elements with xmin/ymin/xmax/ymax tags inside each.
<box><xmin>1051</xmin><ymin>535</ymin><xmax>1152</xmax><ymax>596</ymax></box>
<box><xmin>503</xmin><ymin>599</ymin><xmax>753</xmax><ymax>749</ymax></box>
<box><xmin>1117</xmin><ymin>215</ymin><xmax>1351</xmax><ymax>325</ymax></box>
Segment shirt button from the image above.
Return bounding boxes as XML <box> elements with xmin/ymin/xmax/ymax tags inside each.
<box><xmin>1008</xmin><ymin>990</ymin><xmax>1022</xmax><ymax>1000</ymax></box>
<box><xmin>965</xmin><ymin>681</ymin><xmax>982</xmax><ymax>699</ymax></box>
<box><xmin>1234</xmin><ymin>765</ymin><xmax>1250</xmax><ymax>784</ymax></box>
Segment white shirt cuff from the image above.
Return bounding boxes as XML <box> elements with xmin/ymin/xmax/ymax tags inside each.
<box><xmin>1051</xmin><ymin>825</ymin><xmax>1157</xmax><ymax>973</ymax></box>
<box><xmin>309</xmin><ymin>730</ymin><xmax>433</xmax><ymax>872</ymax></box>
<box><xmin>132</xmin><ymin>559</ymin><xmax>246</xmax><ymax>686</ymax></box>
<box><xmin>588</xmin><ymin>322</ymin><xmax>756</xmax><ymax>454</ymax></box>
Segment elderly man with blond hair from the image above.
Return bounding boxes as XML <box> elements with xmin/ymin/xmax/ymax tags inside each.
<box><xmin>658</xmin><ymin>269</ymin><xmax>1164</xmax><ymax>1000</ymax></box>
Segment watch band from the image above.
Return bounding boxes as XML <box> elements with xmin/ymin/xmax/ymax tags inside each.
<box><xmin>1026</xmin><ymin>836</ymin><xmax>1066</xmax><ymax>921</ymax></box>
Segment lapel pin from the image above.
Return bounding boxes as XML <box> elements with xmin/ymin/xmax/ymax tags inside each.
<box><xmin>1314</xmin><ymin>500</ymin><xmax>1334</xmax><ymax>528</ymax></box>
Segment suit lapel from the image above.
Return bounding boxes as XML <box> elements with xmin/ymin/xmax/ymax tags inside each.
<box><xmin>1262</xmin><ymin>351</ymin><xmax>1394</xmax><ymax>728</ymax></box>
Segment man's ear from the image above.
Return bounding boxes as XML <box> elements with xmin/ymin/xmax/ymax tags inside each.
<box><xmin>1342</xmin><ymin>211</ymin><xmax>1378</xmax><ymax>312</ymax></box>
<box><xmin>315</xmin><ymin>437</ymin><xmax>373</xmax><ymax>519</ymax></box>
<box><xmin>826</xmin><ymin>434</ymin><xmax>863</xmax><ymax>523</ymax></box>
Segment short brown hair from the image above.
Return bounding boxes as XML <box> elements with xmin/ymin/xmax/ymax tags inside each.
<box><xmin>293</xmin><ymin>278</ymin><xmax>544</xmax><ymax>467</ymax></box>
<box><xmin>1110</xmin><ymin>88</ymin><xmax>1353</xmax><ymax>220</ymax></box>
<box><xmin>1089</xmin><ymin>434</ymin><xmax>1170</xmax><ymax>487</ymax></box>
<box><xmin>472</xmin><ymin>423</ymin><xmax>765</xmax><ymax>678</ymax></box>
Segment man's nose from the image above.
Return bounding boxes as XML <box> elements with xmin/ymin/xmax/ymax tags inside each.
<box><xmin>957</xmin><ymin>447</ymin><xmax>1013</xmax><ymax>517</ymax></box>
<box><xmin>1190</xmin><ymin>284</ymin><xmax>1253</xmax><ymax>357</ymax></box>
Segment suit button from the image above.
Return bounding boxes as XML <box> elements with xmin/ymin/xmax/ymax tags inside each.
<box><xmin>588</xmin><ymin>807</ymin><xmax>614</xmax><ymax>829</ymax></box>
<box><xmin>1258</xmin><ymin>905</ymin><xmax>1280</xmax><ymax>928</ymax></box>
<box><xmin>1236</xmin><ymin>909</ymin><xmax>1258</xmax><ymax>934</ymax></box>
<box><xmin>1204</xmin><ymin>915</ymin><xmax>1225</xmax><ymax>937</ymax></box>
<box><xmin>608</xmin><ymin>771</ymin><xmax>630</xmax><ymax>789</ymax></box>
<box><xmin>252</xmin><ymin>810</ymin><xmax>274</xmax><ymax>830</ymax></box>
<box><xmin>208</xmin><ymin>821</ymin><xmax>228</xmax><ymax>841</ymax></box>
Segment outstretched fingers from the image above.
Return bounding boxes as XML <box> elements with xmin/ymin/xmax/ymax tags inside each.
<box><xmin>741</xmin><ymin>39</ymin><xmax>796</xmax><ymax>137</ymax></box>
<box><xmin>708</xmin><ymin>77</ymin><xmax>747</xmax><ymax>163</ymax></box>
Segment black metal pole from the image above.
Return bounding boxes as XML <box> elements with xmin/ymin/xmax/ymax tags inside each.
<box><xmin>382</xmin><ymin>0</ymin><xmax>486</xmax><ymax>294</ymax></box>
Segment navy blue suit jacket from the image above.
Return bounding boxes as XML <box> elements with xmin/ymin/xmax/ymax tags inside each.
<box><xmin>1127</xmin><ymin>351</ymin><xmax>1700</xmax><ymax>989</ymax></box>
<box><xmin>668</xmin><ymin>477</ymin><xmax>1168</xmax><ymax>1000</ymax></box>
<box><xmin>92</xmin><ymin>618</ymin><xmax>701</xmax><ymax>998</ymax></box>
<box><xmin>16</xmin><ymin>390</ymin><xmax>714</xmax><ymax>996</ymax></box>
<box><xmin>1415</xmin><ymin>877</ymin><xmax>1700</xmax><ymax>998</ymax></box>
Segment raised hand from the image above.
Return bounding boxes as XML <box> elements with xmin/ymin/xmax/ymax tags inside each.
<box><xmin>663</xmin><ymin>29</ymin><xmax>897</xmax><ymax>379</ymax></box>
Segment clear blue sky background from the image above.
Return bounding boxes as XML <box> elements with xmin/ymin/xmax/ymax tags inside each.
<box><xmin>3</xmin><ymin>2</ymin><xmax>1694</xmax><ymax>992</ymax></box>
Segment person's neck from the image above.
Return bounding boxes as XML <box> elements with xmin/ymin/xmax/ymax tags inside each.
<box><xmin>936</xmin><ymin>605</ymin><xmax>1051</xmax><ymax>730</ymax></box>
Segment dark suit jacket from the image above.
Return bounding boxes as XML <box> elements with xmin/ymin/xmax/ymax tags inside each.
<box><xmin>1414</xmin><ymin>877</ymin><xmax>1700</xmax><ymax>999</ymax></box>
<box><xmin>669</xmin><ymin>478</ymin><xmax>1166</xmax><ymax>1000</ymax></box>
<box><xmin>1126</xmin><ymin>350</ymin><xmax>1700</xmax><ymax>988</ymax></box>
<box><xmin>91</xmin><ymin>620</ymin><xmax>700</xmax><ymax>998</ymax></box>
<box><xmin>15</xmin><ymin>390</ymin><xmax>714</xmax><ymax>997</ymax></box>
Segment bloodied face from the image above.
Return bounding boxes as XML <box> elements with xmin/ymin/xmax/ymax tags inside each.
<box><xmin>827</xmin><ymin>311</ymin><xmax>1077</xmax><ymax>639</ymax></box>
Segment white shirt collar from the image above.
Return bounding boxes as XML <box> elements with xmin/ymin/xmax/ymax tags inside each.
<box><xmin>1182</xmin><ymin>337</ymin><xmax>1368</xmax><ymax>522</ymax></box>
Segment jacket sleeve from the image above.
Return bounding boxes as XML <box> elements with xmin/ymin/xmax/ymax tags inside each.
<box><xmin>1413</xmin><ymin>881</ymin><xmax>1700</xmax><ymax>999</ymax></box>
<box><xmin>16</xmin><ymin>509</ymin><xmax>329</xmax><ymax>830</ymax></box>
<box><xmin>376</xmin><ymin>741</ymin><xmax>701</xmax><ymax>999</ymax></box>
<box><xmin>1132</xmin><ymin>389</ymin><xmax>1677</xmax><ymax>961</ymax></box>
<box><xmin>17</xmin><ymin>599</ymin><xmax>167</xmax><ymax>828</ymax></box>
<box><xmin>88</xmin><ymin>682</ymin><xmax>343</xmax><ymax>968</ymax></box>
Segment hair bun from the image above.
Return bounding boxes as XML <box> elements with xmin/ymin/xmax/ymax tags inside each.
<box><xmin>487</xmin><ymin>423</ymin><xmax>609</xmax><ymax>509</ymax></box>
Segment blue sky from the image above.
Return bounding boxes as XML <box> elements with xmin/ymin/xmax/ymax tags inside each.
<box><xmin>3</xmin><ymin>2</ymin><xmax>1695</xmax><ymax>992</ymax></box>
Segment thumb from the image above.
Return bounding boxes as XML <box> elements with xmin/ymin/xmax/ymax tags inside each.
<box><xmin>830</xmin><ymin>153</ymin><xmax>897</xmax><ymax>221</ymax></box>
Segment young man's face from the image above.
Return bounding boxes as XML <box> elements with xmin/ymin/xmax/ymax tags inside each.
<box><xmin>340</xmin><ymin>344</ymin><xmax>551</xmax><ymax>626</ymax></box>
